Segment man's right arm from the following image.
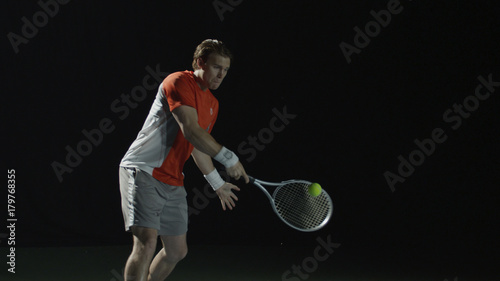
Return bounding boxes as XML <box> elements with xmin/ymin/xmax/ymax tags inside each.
<box><xmin>172</xmin><ymin>105</ymin><xmax>222</xmax><ymax>157</ymax></box>
<box><xmin>172</xmin><ymin>105</ymin><xmax>249</xmax><ymax>183</ymax></box>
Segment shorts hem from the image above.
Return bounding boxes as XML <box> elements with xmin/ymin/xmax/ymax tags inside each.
<box><xmin>124</xmin><ymin>223</ymin><xmax>160</xmax><ymax>233</ymax></box>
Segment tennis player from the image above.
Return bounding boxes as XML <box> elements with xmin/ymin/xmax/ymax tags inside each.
<box><xmin>119</xmin><ymin>39</ymin><xmax>249</xmax><ymax>281</ymax></box>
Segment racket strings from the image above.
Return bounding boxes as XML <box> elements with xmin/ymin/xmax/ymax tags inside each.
<box><xmin>273</xmin><ymin>182</ymin><xmax>331</xmax><ymax>230</ymax></box>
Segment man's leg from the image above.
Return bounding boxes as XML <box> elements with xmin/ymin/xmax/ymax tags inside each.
<box><xmin>124</xmin><ymin>226</ymin><xmax>158</xmax><ymax>281</ymax></box>
<box><xmin>148</xmin><ymin>233</ymin><xmax>188</xmax><ymax>281</ymax></box>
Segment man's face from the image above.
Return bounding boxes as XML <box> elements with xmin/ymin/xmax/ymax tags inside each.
<box><xmin>199</xmin><ymin>53</ymin><xmax>231</xmax><ymax>90</ymax></box>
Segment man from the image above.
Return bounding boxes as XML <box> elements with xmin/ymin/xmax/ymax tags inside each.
<box><xmin>119</xmin><ymin>39</ymin><xmax>249</xmax><ymax>281</ymax></box>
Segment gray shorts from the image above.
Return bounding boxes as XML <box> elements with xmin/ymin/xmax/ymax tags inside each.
<box><xmin>119</xmin><ymin>167</ymin><xmax>188</xmax><ymax>236</ymax></box>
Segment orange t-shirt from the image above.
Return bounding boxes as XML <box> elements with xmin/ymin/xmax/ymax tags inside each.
<box><xmin>120</xmin><ymin>71</ymin><xmax>219</xmax><ymax>186</ymax></box>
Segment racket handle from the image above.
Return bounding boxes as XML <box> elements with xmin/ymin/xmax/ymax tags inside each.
<box><xmin>248</xmin><ymin>176</ymin><xmax>256</xmax><ymax>184</ymax></box>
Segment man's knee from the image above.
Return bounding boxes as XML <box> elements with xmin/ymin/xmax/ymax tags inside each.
<box><xmin>163</xmin><ymin>246</ymin><xmax>188</xmax><ymax>263</ymax></box>
<box><xmin>166</xmin><ymin>246</ymin><xmax>188</xmax><ymax>264</ymax></box>
<box><xmin>176</xmin><ymin>247</ymin><xmax>188</xmax><ymax>262</ymax></box>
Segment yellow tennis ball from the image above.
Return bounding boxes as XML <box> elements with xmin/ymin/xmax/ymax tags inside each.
<box><xmin>308</xmin><ymin>183</ymin><xmax>322</xmax><ymax>197</ymax></box>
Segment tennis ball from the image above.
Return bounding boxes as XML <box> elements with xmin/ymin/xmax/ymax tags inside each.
<box><xmin>308</xmin><ymin>183</ymin><xmax>322</xmax><ymax>197</ymax></box>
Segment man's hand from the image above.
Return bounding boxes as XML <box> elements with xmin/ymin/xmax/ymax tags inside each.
<box><xmin>215</xmin><ymin>182</ymin><xmax>241</xmax><ymax>211</ymax></box>
<box><xmin>226</xmin><ymin>161</ymin><xmax>249</xmax><ymax>183</ymax></box>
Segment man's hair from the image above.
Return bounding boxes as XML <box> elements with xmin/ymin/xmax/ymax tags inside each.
<box><xmin>192</xmin><ymin>39</ymin><xmax>233</xmax><ymax>70</ymax></box>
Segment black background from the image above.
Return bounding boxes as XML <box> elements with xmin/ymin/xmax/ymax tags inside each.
<box><xmin>2</xmin><ymin>0</ymin><xmax>499</xmax><ymax>279</ymax></box>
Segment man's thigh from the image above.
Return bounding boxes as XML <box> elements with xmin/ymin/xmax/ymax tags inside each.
<box><xmin>158</xmin><ymin>191</ymin><xmax>188</xmax><ymax>236</ymax></box>
<box><xmin>119</xmin><ymin>167</ymin><xmax>166</xmax><ymax>232</ymax></box>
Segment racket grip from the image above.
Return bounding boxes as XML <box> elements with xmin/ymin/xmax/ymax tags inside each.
<box><xmin>248</xmin><ymin>176</ymin><xmax>255</xmax><ymax>184</ymax></box>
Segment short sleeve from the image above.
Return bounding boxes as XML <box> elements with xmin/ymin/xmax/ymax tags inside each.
<box><xmin>162</xmin><ymin>72</ymin><xmax>196</xmax><ymax>112</ymax></box>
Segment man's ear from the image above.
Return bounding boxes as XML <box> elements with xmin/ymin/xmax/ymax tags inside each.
<box><xmin>197</xmin><ymin>57</ymin><xmax>205</xmax><ymax>69</ymax></box>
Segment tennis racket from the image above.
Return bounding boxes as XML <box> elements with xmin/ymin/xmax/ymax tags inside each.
<box><xmin>248</xmin><ymin>176</ymin><xmax>333</xmax><ymax>232</ymax></box>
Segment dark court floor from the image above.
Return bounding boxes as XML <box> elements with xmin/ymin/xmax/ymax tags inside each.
<box><xmin>0</xmin><ymin>244</ymin><xmax>494</xmax><ymax>281</ymax></box>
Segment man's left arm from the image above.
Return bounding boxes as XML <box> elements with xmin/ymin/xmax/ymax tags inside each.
<box><xmin>191</xmin><ymin>148</ymin><xmax>241</xmax><ymax>211</ymax></box>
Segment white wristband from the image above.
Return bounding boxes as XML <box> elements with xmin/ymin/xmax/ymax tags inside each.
<box><xmin>204</xmin><ymin>169</ymin><xmax>225</xmax><ymax>191</ymax></box>
<box><xmin>214</xmin><ymin>146</ymin><xmax>239</xmax><ymax>168</ymax></box>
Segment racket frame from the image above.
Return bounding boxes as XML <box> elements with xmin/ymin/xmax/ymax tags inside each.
<box><xmin>249</xmin><ymin>176</ymin><xmax>333</xmax><ymax>232</ymax></box>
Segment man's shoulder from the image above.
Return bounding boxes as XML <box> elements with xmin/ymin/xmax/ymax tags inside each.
<box><xmin>165</xmin><ymin>70</ymin><xmax>194</xmax><ymax>82</ymax></box>
<box><xmin>162</xmin><ymin>71</ymin><xmax>196</xmax><ymax>91</ymax></box>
